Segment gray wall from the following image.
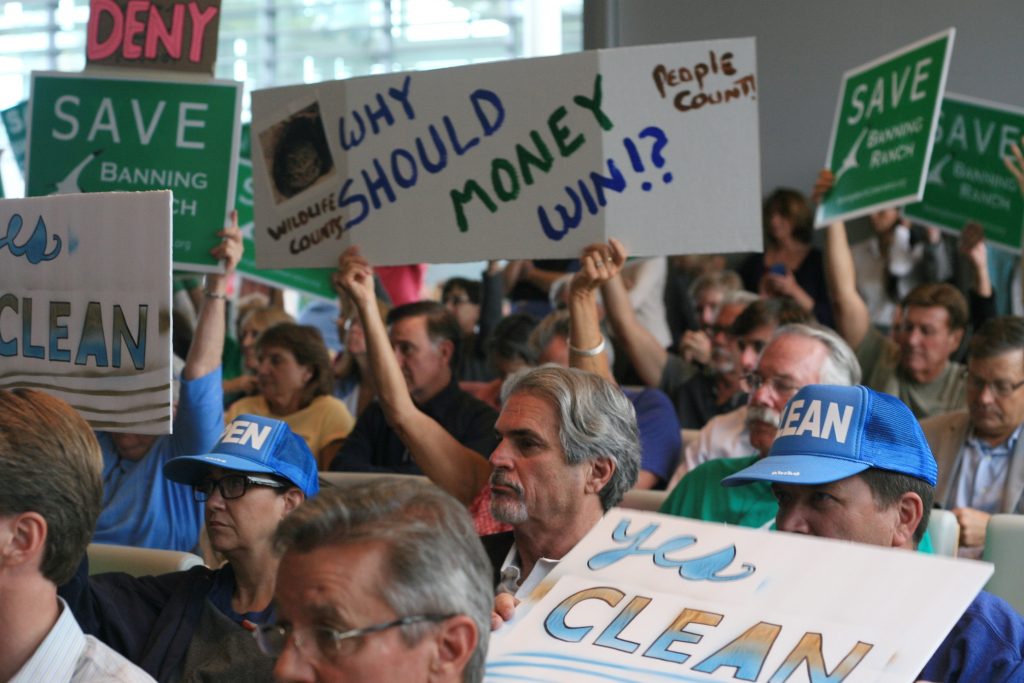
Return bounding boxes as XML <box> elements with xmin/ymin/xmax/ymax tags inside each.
<box><xmin>588</xmin><ymin>0</ymin><xmax>1024</xmax><ymax>198</ymax></box>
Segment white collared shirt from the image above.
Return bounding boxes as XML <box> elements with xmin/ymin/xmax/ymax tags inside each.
<box><xmin>497</xmin><ymin>543</ymin><xmax>560</xmax><ymax>601</ymax></box>
<box><xmin>10</xmin><ymin>597</ymin><xmax>154</xmax><ymax>683</ymax></box>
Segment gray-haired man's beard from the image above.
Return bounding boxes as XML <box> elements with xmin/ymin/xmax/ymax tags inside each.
<box><xmin>746</xmin><ymin>404</ymin><xmax>782</xmax><ymax>429</ymax></box>
<box><xmin>490</xmin><ymin>471</ymin><xmax>528</xmax><ymax>525</ymax></box>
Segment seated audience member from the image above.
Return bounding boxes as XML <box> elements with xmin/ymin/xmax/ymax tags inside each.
<box><xmin>443</xmin><ymin>265</ymin><xmax>503</xmax><ymax>382</ymax></box>
<box><xmin>227</xmin><ymin>322</ymin><xmax>355</xmax><ymax>469</ymax></box>
<box><xmin>922</xmin><ymin>316</ymin><xmax>1024</xmax><ymax>557</ymax></box>
<box><xmin>661</xmin><ymin>324</ymin><xmax>860</xmax><ymax>528</ymax></box>
<box><xmin>821</xmin><ymin>173</ymin><xmax>968</xmax><ymax>419</ymax></box>
<box><xmin>738</xmin><ymin>188</ymin><xmax>834</xmax><ymax>326</ymax></box>
<box><xmin>1</xmin><ymin>389</ymin><xmax>154</xmax><ymax>682</ymax></box>
<box><xmin>602</xmin><ymin>263</ymin><xmax>744</xmax><ymax>401</ymax></box>
<box><xmin>94</xmin><ymin>222</ymin><xmax>241</xmax><ymax>553</ymax></box>
<box><xmin>487</xmin><ymin>365</ymin><xmax>641</xmax><ymax>623</ymax></box>
<box><xmin>502</xmin><ymin>258</ymin><xmax>577</xmax><ymax>320</ymax></box>
<box><xmin>460</xmin><ymin>313</ymin><xmax>539</xmax><ymax>411</ymax></box>
<box><xmin>62</xmin><ymin>415</ymin><xmax>318</xmax><ymax>682</ymax></box>
<box><xmin>667</xmin><ymin>297</ymin><xmax>814</xmax><ymax>487</ymax></box>
<box><xmin>265</xmin><ymin>479</ymin><xmax>491</xmax><ymax>683</ymax></box>
<box><xmin>225</xmin><ymin>302</ymin><xmax>294</xmax><ymax>403</ymax></box>
<box><xmin>664</xmin><ymin>253</ymin><xmax>729</xmax><ymax>345</ymax></box>
<box><xmin>330</xmin><ymin>247</ymin><xmax>498</xmax><ymax>504</ymax></box>
<box><xmin>333</xmin><ymin>293</ymin><xmax>389</xmax><ymax>418</ymax></box>
<box><xmin>723</xmin><ymin>384</ymin><xmax>1024</xmax><ymax>682</ymax></box>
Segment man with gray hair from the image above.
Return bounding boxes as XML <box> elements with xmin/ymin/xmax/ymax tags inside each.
<box><xmin>660</xmin><ymin>323</ymin><xmax>861</xmax><ymax>528</ymax></box>
<box><xmin>921</xmin><ymin>315</ymin><xmax>1024</xmax><ymax>557</ymax></box>
<box><xmin>264</xmin><ymin>479</ymin><xmax>492</xmax><ymax>683</ymax></box>
<box><xmin>486</xmin><ymin>365</ymin><xmax>641</xmax><ymax>614</ymax></box>
<box><xmin>0</xmin><ymin>389</ymin><xmax>153</xmax><ymax>682</ymax></box>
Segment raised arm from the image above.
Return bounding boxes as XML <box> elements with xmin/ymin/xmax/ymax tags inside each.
<box><xmin>597</xmin><ymin>243</ymin><xmax>670</xmax><ymax>387</ymax></box>
<box><xmin>566</xmin><ymin>240</ymin><xmax>626</xmax><ymax>382</ymax></box>
<box><xmin>333</xmin><ymin>247</ymin><xmax>491</xmax><ymax>505</ymax></box>
<box><xmin>183</xmin><ymin>212</ymin><xmax>241</xmax><ymax>381</ymax></box>
<box><xmin>1004</xmin><ymin>137</ymin><xmax>1024</xmax><ymax>311</ymax></box>
<box><xmin>818</xmin><ymin>170</ymin><xmax>870</xmax><ymax>349</ymax></box>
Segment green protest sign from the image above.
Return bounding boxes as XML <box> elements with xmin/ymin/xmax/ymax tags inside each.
<box><xmin>26</xmin><ymin>71</ymin><xmax>241</xmax><ymax>271</ymax></box>
<box><xmin>903</xmin><ymin>94</ymin><xmax>1024</xmax><ymax>253</ymax></box>
<box><xmin>816</xmin><ymin>29</ymin><xmax>954</xmax><ymax>226</ymax></box>
<box><xmin>235</xmin><ymin>124</ymin><xmax>336</xmax><ymax>300</ymax></box>
<box><xmin>1</xmin><ymin>100</ymin><xmax>28</xmax><ymax>175</ymax></box>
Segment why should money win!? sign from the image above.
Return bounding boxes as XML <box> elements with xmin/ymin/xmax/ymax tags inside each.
<box><xmin>0</xmin><ymin>191</ymin><xmax>173</xmax><ymax>434</ymax></box>
<box><xmin>904</xmin><ymin>94</ymin><xmax>1024</xmax><ymax>253</ymax></box>
<box><xmin>816</xmin><ymin>29</ymin><xmax>954</xmax><ymax>226</ymax></box>
<box><xmin>25</xmin><ymin>71</ymin><xmax>241</xmax><ymax>272</ymax></box>
<box><xmin>251</xmin><ymin>38</ymin><xmax>763</xmax><ymax>267</ymax></box>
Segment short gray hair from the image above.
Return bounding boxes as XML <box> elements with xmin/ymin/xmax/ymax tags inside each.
<box><xmin>500</xmin><ymin>365</ymin><xmax>640</xmax><ymax>510</ymax></box>
<box><xmin>771</xmin><ymin>323</ymin><xmax>861</xmax><ymax>386</ymax></box>
<box><xmin>274</xmin><ymin>480</ymin><xmax>491</xmax><ymax>683</ymax></box>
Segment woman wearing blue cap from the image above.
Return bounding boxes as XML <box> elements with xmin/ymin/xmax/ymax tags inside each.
<box><xmin>60</xmin><ymin>414</ymin><xmax>319</xmax><ymax>682</ymax></box>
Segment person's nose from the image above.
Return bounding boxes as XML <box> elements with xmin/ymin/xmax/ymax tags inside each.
<box><xmin>776</xmin><ymin>503</ymin><xmax>810</xmax><ymax>535</ymax></box>
<box><xmin>272</xmin><ymin>636</ymin><xmax>316</xmax><ymax>683</ymax></box>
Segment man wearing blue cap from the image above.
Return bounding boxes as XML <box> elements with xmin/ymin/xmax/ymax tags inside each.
<box><xmin>723</xmin><ymin>384</ymin><xmax>1024</xmax><ymax>682</ymax></box>
<box><xmin>62</xmin><ymin>414</ymin><xmax>318</xmax><ymax>682</ymax></box>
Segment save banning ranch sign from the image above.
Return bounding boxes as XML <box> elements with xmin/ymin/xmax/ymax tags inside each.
<box><xmin>252</xmin><ymin>38</ymin><xmax>763</xmax><ymax>268</ymax></box>
<box><xmin>816</xmin><ymin>29</ymin><xmax>954</xmax><ymax>226</ymax></box>
<box><xmin>0</xmin><ymin>192</ymin><xmax>173</xmax><ymax>435</ymax></box>
<box><xmin>25</xmin><ymin>71</ymin><xmax>241</xmax><ymax>272</ymax></box>
<box><xmin>904</xmin><ymin>94</ymin><xmax>1024</xmax><ymax>252</ymax></box>
<box><xmin>486</xmin><ymin>510</ymin><xmax>992</xmax><ymax>682</ymax></box>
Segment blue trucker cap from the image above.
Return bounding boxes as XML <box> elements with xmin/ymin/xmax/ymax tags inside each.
<box><xmin>164</xmin><ymin>414</ymin><xmax>320</xmax><ymax>498</ymax></box>
<box><xmin>722</xmin><ymin>385</ymin><xmax>937</xmax><ymax>487</ymax></box>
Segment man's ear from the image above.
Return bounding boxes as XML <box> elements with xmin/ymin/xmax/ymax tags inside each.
<box><xmin>0</xmin><ymin>512</ymin><xmax>47</xmax><ymax>570</ymax></box>
<box><xmin>893</xmin><ymin>492</ymin><xmax>925</xmax><ymax>549</ymax></box>
<box><xmin>437</xmin><ymin>338</ymin><xmax>455</xmax><ymax>366</ymax></box>
<box><xmin>584</xmin><ymin>458</ymin><xmax>616</xmax><ymax>496</ymax></box>
<box><xmin>429</xmin><ymin>615</ymin><xmax>478</xmax><ymax>682</ymax></box>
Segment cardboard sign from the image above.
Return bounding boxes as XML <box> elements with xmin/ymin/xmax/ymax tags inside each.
<box><xmin>25</xmin><ymin>71</ymin><xmax>241</xmax><ymax>272</ymax></box>
<box><xmin>251</xmin><ymin>38</ymin><xmax>763</xmax><ymax>268</ymax></box>
<box><xmin>816</xmin><ymin>29</ymin><xmax>955</xmax><ymax>226</ymax></box>
<box><xmin>86</xmin><ymin>0</ymin><xmax>221</xmax><ymax>74</ymax></box>
<box><xmin>234</xmin><ymin>124</ymin><xmax>336</xmax><ymax>300</ymax></box>
<box><xmin>486</xmin><ymin>510</ymin><xmax>992</xmax><ymax>682</ymax></box>
<box><xmin>0</xmin><ymin>191</ymin><xmax>173</xmax><ymax>434</ymax></box>
<box><xmin>1</xmin><ymin>100</ymin><xmax>29</xmax><ymax>176</ymax></box>
<box><xmin>903</xmin><ymin>94</ymin><xmax>1024</xmax><ymax>253</ymax></box>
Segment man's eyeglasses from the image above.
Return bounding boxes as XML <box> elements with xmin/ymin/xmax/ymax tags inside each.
<box><xmin>744</xmin><ymin>373</ymin><xmax>801</xmax><ymax>397</ymax></box>
<box><xmin>964</xmin><ymin>371</ymin><xmax>1024</xmax><ymax>398</ymax></box>
<box><xmin>193</xmin><ymin>474</ymin><xmax>287</xmax><ymax>502</ymax></box>
<box><xmin>253</xmin><ymin>614</ymin><xmax>455</xmax><ymax>661</ymax></box>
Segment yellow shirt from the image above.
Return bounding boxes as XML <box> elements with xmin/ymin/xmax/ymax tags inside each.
<box><xmin>226</xmin><ymin>394</ymin><xmax>354</xmax><ymax>469</ymax></box>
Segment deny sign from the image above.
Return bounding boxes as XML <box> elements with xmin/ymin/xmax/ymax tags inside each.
<box><xmin>26</xmin><ymin>71</ymin><xmax>241</xmax><ymax>271</ymax></box>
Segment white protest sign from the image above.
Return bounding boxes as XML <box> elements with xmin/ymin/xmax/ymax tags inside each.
<box><xmin>251</xmin><ymin>39</ymin><xmax>762</xmax><ymax>267</ymax></box>
<box><xmin>486</xmin><ymin>510</ymin><xmax>992</xmax><ymax>682</ymax></box>
<box><xmin>0</xmin><ymin>192</ymin><xmax>172</xmax><ymax>434</ymax></box>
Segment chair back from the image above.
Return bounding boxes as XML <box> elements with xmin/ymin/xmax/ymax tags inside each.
<box><xmin>926</xmin><ymin>509</ymin><xmax>960</xmax><ymax>557</ymax></box>
<box><xmin>87</xmin><ymin>543</ymin><xmax>205</xmax><ymax>576</ymax></box>
<box><xmin>983</xmin><ymin>514</ymin><xmax>1024</xmax><ymax>614</ymax></box>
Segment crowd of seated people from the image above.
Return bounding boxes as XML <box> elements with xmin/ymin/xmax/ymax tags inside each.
<box><xmin>7</xmin><ymin>140</ymin><xmax>1024</xmax><ymax>683</ymax></box>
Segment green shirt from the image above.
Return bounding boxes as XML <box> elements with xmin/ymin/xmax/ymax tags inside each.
<box><xmin>659</xmin><ymin>453</ymin><xmax>935</xmax><ymax>553</ymax></box>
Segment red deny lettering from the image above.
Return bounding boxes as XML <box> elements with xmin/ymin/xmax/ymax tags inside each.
<box><xmin>86</xmin><ymin>0</ymin><xmax>219</xmax><ymax>64</ymax></box>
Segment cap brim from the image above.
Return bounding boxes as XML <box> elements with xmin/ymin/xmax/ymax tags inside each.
<box><xmin>721</xmin><ymin>454</ymin><xmax>871</xmax><ymax>487</ymax></box>
<box><xmin>163</xmin><ymin>452</ymin><xmax>277</xmax><ymax>486</ymax></box>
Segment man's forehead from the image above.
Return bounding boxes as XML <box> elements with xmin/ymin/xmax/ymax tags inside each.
<box><xmin>759</xmin><ymin>335</ymin><xmax>824</xmax><ymax>375</ymax></box>
<box><xmin>389</xmin><ymin>314</ymin><xmax>429</xmax><ymax>339</ymax></box>
<box><xmin>497</xmin><ymin>391</ymin><xmax>558</xmax><ymax>431</ymax></box>
<box><xmin>903</xmin><ymin>305</ymin><xmax>951</xmax><ymax>328</ymax></box>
